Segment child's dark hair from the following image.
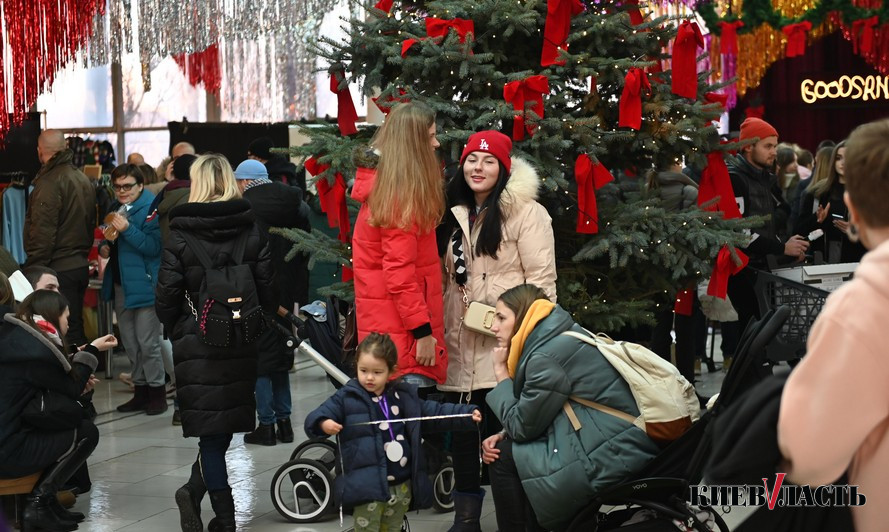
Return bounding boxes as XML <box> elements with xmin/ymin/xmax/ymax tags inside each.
<box><xmin>356</xmin><ymin>332</ymin><xmax>399</xmax><ymax>371</ymax></box>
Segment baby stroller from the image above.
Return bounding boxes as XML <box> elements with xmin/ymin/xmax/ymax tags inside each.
<box><xmin>563</xmin><ymin>306</ymin><xmax>792</xmax><ymax>531</ymax></box>
<box><xmin>268</xmin><ymin>303</ymin><xmax>456</xmax><ymax>524</ymax></box>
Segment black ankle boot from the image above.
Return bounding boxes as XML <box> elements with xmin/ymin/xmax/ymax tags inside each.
<box><xmin>176</xmin><ymin>460</ymin><xmax>207</xmax><ymax>532</ymax></box>
<box><xmin>50</xmin><ymin>495</ymin><xmax>85</xmax><ymax>523</ymax></box>
<box><xmin>276</xmin><ymin>419</ymin><xmax>294</xmax><ymax>443</ymax></box>
<box><xmin>117</xmin><ymin>385</ymin><xmax>150</xmax><ymax>412</ymax></box>
<box><xmin>207</xmin><ymin>489</ymin><xmax>236</xmax><ymax>532</ymax></box>
<box><xmin>22</xmin><ymin>495</ymin><xmax>78</xmax><ymax>532</ymax></box>
<box><xmin>448</xmin><ymin>489</ymin><xmax>485</xmax><ymax>532</ymax></box>
<box><xmin>243</xmin><ymin>423</ymin><xmax>276</xmax><ymax>446</ymax></box>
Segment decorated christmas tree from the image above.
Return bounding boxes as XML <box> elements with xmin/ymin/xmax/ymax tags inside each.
<box><xmin>279</xmin><ymin>0</ymin><xmax>756</xmax><ymax>331</ymax></box>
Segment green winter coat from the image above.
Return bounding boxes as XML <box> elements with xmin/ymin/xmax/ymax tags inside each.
<box><xmin>486</xmin><ymin>305</ymin><xmax>660</xmax><ymax>530</ymax></box>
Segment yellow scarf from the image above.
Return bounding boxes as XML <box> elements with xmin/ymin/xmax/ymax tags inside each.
<box><xmin>507</xmin><ymin>299</ymin><xmax>555</xmax><ymax>378</ymax></box>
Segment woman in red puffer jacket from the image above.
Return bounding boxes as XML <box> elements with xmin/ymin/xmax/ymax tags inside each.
<box><xmin>350</xmin><ymin>102</ymin><xmax>447</xmax><ymax>392</ymax></box>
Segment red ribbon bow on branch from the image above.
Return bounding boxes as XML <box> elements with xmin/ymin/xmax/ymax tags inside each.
<box><xmin>852</xmin><ymin>16</ymin><xmax>879</xmax><ymax>55</ymax></box>
<box><xmin>625</xmin><ymin>0</ymin><xmax>644</xmax><ymax>25</ymax></box>
<box><xmin>374</xmin><ymin>0</ymin><xmax>393</xmax><ymax>12</ymax></box>
<box><xmin>619</xmin><ymin>68</ymin><xmax>650</xmax><ymax>130</ymax></box>
<box><xmin>504</xmin><ymin>75</ymin><xmax>550</xmax><ymax>141</ymax></box>
<box><xmin>305</xmin><ymin>157</ymin><xmax>353</xmax><ymax>281</ymax></box>
<box><xmin>372</xmin><ymin>88</ymin><xmax>409</xmax><ymax>115</ymax></box>
<box><xmin>402</xmin><ymin>17</ymin><xmax>475</xmax><ymax>56</ymax></box>
<box><xmin>671</xmin><ymin>21</ymin><xmax>704</xmax><ymax>99</ymax></box>
<box><xmin>717</xmin><ymin>21</ymin><xmax>744</xmax><ymax>56</ymax></box>
<box><xmin>541</xmin><ymin>0</ymin><xmax>585</xmax><ymax>66</ymax></box>
<box><xmin>574</xmin><ymin>154</ymin><xmax>614</xmax><ymax>234</ymax></box>
<box><xmin>707</xmin><ymin>245</ymin><xmax>749</xmax><ymax>299</ymax></box>
<box><xmin>704</xmin><ymin>91</ymin><xmax>729</xmax><ymax>110</ymax></box>
<box><xmin>329</xmin><ymin>69</ymin><xmax>358</xmax><ymax>136</ymax></box>
<box><xmin>782</xmin><ymin>21</ymin><xmax>812</xmax><ymax>57</ymax></box>
<box><xmin>698</xmin><ymin>151</ymin><xmax>742</xmax><ymax>220</ymax></box>
<box><xmin>674</xmin><ymin>288</ymin><xmax>694</xmax><ymax>316</ymax></box>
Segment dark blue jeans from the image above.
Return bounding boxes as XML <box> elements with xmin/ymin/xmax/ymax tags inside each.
<box><xmin>255</xmin><ymin>372</ymin><xmax>292</xmax><ymax>425</ymax></box>
<box><xmin>198</xmin><ymin>434</ymin><xmax>233</xmax><ymax>492</ymax></box>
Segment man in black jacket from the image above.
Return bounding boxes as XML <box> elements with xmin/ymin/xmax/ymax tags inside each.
<box><xmin>247</xmin><ymin>136</ymin><xmax>307</xmax><ymax>192</ymax></box>
<box><xmin>234</xmin><ymin>159</ymin><xmax>311</xmax><ymax>445</ymax></box>
<box><xmin>727</xmin><ymin>118</ymin><xmax>809</xmax><ymax>335</ymax></box>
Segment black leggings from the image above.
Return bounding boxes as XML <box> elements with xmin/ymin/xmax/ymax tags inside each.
<box><xmin>489</xmin><ymin>438</ymin><xmax>546</xmax><ymax>531</ymax></box>
<box><xmin>0</xmin><ymin>419</ymin><xmax>99</xmax><ymax>478</ymax></box>
<box><xmin>442</xmin><ymin>389</ymin><xmax>502</xmax><ymax>492</ymax></box>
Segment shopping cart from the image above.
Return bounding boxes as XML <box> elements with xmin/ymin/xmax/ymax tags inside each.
<box><xmin>268</xmin><ymin>309</ymin><xmax>455</xmax><ymax>524</ymax></box>
<box><xmin>753</xmin><ymin>270</ymin><xmax>830</xmax><ymax>362</ymax></box>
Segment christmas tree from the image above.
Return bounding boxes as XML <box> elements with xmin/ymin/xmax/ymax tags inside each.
<box><xmin>278</xmin><ymin>0</ymin><xmax>756</xmax><ymax>331</ymax></box>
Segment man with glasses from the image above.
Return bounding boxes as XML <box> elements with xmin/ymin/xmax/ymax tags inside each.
<box><xmin>24</xmin><ymin>129</ymin><xmax>96</xmax><ymax>347</ymax></box>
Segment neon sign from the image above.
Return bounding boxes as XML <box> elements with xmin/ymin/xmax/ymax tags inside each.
<box><xmin>801</xmin><ymin>76</ymin><xmax>889</xmax><ymax>103</ymax></box>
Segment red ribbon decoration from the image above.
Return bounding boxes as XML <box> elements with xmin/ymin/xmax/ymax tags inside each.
<box><xmin>574</xmin><ymin>154</ymin><xmax>614</xmax><ymax>234</ymax></box>
<box><xmin>704</xmin><ymin>91</ymin><xmax>729</xmax><ymax>110</ymax></box>
<box><xmin>852</xmin><ymin>16</ymin><xmax>879</xmax><ymax>54</ymax></box>
<box><xmin>504</xmin><ymin>75</ymin><xmax>550</xmax><ymax>141</ymax></box>
<box><xmin>625</xmin><ymin>0</ymin><xmax>644</xmax><ymax>25</ymax></box>
<box><xmin>707</xmin><ymin>246</ymin><xmax>749</xmax><ymax>299</ymax></box>
<box><xmin>374</xmin><ymin>0</ymin><xmax>393</xmax><ymax>12</ymax></box>
<box><xmin>717</xmin><ymin>21</ymin><xmax>744</xmax><ymax>55</ymax></box>
<box><xmin>671</xmin><ymin>21</ymin><xmax>704</xmax><ymax>99</ymax></box>
<box><xmin>305</xmin><ymin>157</ymin><xmax>353</xmax><ymax>281</ymax></box>
<box><xmin>618</xmin><ymin>68</ymin><xmax>650</xmax><ymax>130</ymax></box>
<box><xmin>745</xmin><ymin>104</ymin><xmax>765</xmax><ymax>119</ymax></box>
<box><xmin>372</xmin><ymin>88</ymin><xmax>409</xmax><ymax>115</ymax></box>
<box><xmin>330</xmin><ymin>70</ymin><xmax>358</xmax><ymax>136</ymax></box>
<box><xmin>782</xmin><ymin>21</ymin><xmax>812</xmax><ymax>57</ymax></box>
<box><xmin>173</xmin><ymin>44</ymin><xmax>221</xmax><ymax>96</ymax></box>
<box><xmin>674</xmin><ymin>288</ymin><xmax>694</xmax><ymax>316</ymax></box>
<box><xmin>402</xmin><ymin>17</ymin><xmax>475</xmax><ymax>56</ymax></box>
<box><xmin>541</xmin><ymin>0</ymin><xmax>585</xmax><ymax>66</ymax></box>
<box><xmin>699</xmin><ymin>151</ymin><xmax>742</xmax><ymax>220</ymax></box>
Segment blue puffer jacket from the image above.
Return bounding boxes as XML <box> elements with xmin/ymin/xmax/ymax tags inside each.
<box><xmin>101</xmin><ymin>189</ymin><xmax>161</xmax><ymax>309</ymax></box>
<box><xmin>305</xmin><ymin>380</ymin><xmax>477</xmax><ymax>510</ymax></box>
<box><xmin>487</xmin><ymin>305</ymin><xmax>661</xmax><ymax>531</ymax></box>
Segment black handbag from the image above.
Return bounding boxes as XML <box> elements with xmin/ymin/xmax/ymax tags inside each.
<box><xmin>22</xmin><ymin>389</ymin><xmax>83</xmax><ymax>430</ymax></box>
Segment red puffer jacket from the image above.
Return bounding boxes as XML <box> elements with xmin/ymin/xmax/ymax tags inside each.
<box><xmin>350</xmin><ymin>169</ymin><xmax>447</xmax><ymax>383</ymax></box>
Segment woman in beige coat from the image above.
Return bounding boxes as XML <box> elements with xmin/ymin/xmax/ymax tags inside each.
<box><xmin>439</xmin><ymin>130</ymin><xmax>556</xmax><ymax>531</ymax></box>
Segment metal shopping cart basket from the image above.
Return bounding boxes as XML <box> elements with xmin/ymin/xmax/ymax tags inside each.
<box><xmin>753</xmin><ymin>270</ymin><xmax>830</xmax><ymax>362</ymax></box>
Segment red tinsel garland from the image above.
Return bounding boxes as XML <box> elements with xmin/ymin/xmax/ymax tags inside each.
<box><xmin>174</xmin><ymin>44</ymin><xmax>222</xmax><ymax>96</ymax></box>
<box><xmin>0</xmin><ymin>0</ymin><xmax>105</xmax><ymax>143</ymax></box>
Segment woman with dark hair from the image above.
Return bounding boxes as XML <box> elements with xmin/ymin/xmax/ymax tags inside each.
<box><xmin>155</xmin><ymin>153</ymin><xmax>276</xmax><ymax>532</ymax></box>
<box><xmin>482</xmin><ymin>284</ymin><xmax>659</xmax><ymax>532</ymax></box>
<box><xmin>439</xmin><ymin>131</ymin><xmax>556</xmax><ymax>530</ymax></box>
<box><xmin>0</xmin><ymin>290</ymin><xmax>117</xmax><ymax>531</ymax></box>
<box><xmin>794</xmin><ymin>140</ymin><xmax>866</xmax><ymax>263</ymax></box>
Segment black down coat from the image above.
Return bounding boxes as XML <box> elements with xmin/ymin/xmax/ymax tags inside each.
<box><xmin>155</xmin><ymin>199</ymin><xmax>276</xmax><ymax>437</ymax></box>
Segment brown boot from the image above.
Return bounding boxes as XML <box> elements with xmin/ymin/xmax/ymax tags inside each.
<box><xmin>145</xmin><ymin>385</ymin><xmax>169</xmax><ymax>415</ymax></box>
<box><xmin>117</xmin><ymin>385</ymin><xmax>150</xmax><ymax>412</ymax></box>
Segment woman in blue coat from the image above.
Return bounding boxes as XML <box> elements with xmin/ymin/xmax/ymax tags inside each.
<box><xmin>99</xmin><ymin>164</ymin><xmax>165</xmax><ymax>415</ymax></box>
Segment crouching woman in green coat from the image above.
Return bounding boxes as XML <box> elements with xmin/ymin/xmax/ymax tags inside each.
<box><xmin>483</xmin><ymin>284</ymin><xmax>660</xmax><ymax>531</ymax></box>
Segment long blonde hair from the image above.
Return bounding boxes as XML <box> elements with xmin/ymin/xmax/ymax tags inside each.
<box><xmin>367</xmin><ymin>102</ymin><xmax>444</xmax><ymax>233</ymax></box>
<box><xmin>188</xmin><ymin>154</ymin><xmax>241</xmax><ymax>203</ymax></box>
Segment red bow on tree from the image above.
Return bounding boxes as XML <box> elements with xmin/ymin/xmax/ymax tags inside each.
<box><xmin>329</xmin><ymin>69</ymin><xmax>358</xmax><ymax>136</ymax></box>
<box><xmin>625</xmin><ymin>0</ymin><xmax>644</xmax><ymax>25</ymax></box>
<box><xmin>704</xmin><ymin>91</ymin><xmax>729</xmax><ymax>110</ymax></box>
<box><xmin>745</xmin><ymin>104</ymin><xmax>765</xmax><ymax>119</ymax></box>
<box><xmin>852</xmin><ymin>16</ymin><xmax>879</xmax><ymax>55</ymax></box>
<box><xmin>619</xmin><ymin>68</ymin><xmax>650</xmax><ymax>130</ymax></box>
<box><xmin>707</xmin><ymin>245</ymin><xmax>749</xmax><ymax>299</ymax></box>
<box><xmin>782</xmin><ymin>21</ymin><xmax>812</xmax><ymax>57</ymax></box>
<box><xmin>671</xmin><ymin>21</ymin><xmax>704</xmax><ymax>99</ymax></box>
<box><xmin>372</xmin><ymin>88</ymin><xmax>409</xmax><ymax>115</ymax></box>
<box><xmin>504</xmin><ymin>75</ymin><xmax>550</xmax><ymax>141</ymax></box>
<box><xmin>717</xmin><ymin>21</ymin><xmax>744</xmax><ymax>55</ymax></box>
<box><xmin>574</xmin><ymin>154</ymin><xmax>614</xmax><ymax>234</ymax></box>
<box><xmin>403</xmin><ymin>17</ymin><xmax>475</xmax><ymax>55</ymax></box>
<box><xmin>674</xmin><ymin>288</ymin><xmax>694</xmax><ymax>316</ymax></box>
<box><xmin>699</xmin><ymin>151</ymin><xmax>742</xmax><ymax>220</ymax></box>
<box><xmin>541</xmin><ymin>0</ymin><xmax>585</xmax><ymax>66</ymax></box>
<box><xmin>374</xmin><ymin>0</ymin><xmax>393</xmax><ymax>12</ymax></box>
<box><xmin>305</xmin><ymin>157</ymin><xmax>353</xmax><ymax>281</ymax></box>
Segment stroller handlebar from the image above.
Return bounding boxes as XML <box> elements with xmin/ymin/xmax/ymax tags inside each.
<box><xmin>277</xmin><ymin>305</ymin><xmax>350</xmax><ymax>386</ymax></box>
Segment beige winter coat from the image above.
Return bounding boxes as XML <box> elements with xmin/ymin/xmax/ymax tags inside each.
<box><xmin>439</xmin><ymin>157</ymin><xmax>557</xmax><ymax>393</ymax></box>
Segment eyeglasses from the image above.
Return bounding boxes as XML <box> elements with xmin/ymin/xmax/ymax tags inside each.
<box><xmin>112</xmin><ymin>182</ymin><xmax>138</xmax><ymax>192</ymax></box>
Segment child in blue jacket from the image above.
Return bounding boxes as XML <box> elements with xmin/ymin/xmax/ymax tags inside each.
<box><xmin>305</xmin><ymin>332</ymin><xmax>481</xmax><ymax>531</ymax></box>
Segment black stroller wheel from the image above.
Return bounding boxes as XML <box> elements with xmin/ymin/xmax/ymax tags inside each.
<box><xmin>431</xmin><ymin>461</ymin><xmax>456</xmax><ymax>513</ymax></box>
<box><xmin>290</xmin><ymin>438</ymin><xmax>338</xmax><ymax>471</ymax></box>
<box><xmin>271</xmin><ymin>458</ymin><xmax>335</xmax><ymax>523</ymax></box>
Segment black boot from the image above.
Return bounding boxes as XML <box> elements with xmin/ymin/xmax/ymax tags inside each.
<box><xmin>207</xmin><ymin>488</ymin><xmax>236</xmax><ymax>532</ymax></box>
<box><xmin>49</xmin><ymin>496</ymin><xmax>85</xmax><ymax>523</ymax></box>
<box><xmin>276</xmin><ymin>419</ymin><xmax>294</xmax><ymax>443</ymax></box>
<box><xmin>22</xmin><ymin>438</ymin><xmax>96</xmax><ymax>532</ymax></box>
<box><xmin>117</xmin><ymin>385</ymin><xmax>150</xmax><ymax>412</ymax></box>
<box><xmin>243</xmin><ymin>423</ymin><xmax>276</xmax><ymax>446</ymax></box>
<box><xmin>175</xmin><ymin>460</ymin><xmax>206</xmax><ymax>532</ymax></box>
<box><xmin>145</xmin><ymin>385</ymin><xmax>169</xmax><ymax>416</ymax></box>
<box><xmin>448</xmin><ymin>489</ymin><xmax>485</xmax><ymax>532</ymax></box>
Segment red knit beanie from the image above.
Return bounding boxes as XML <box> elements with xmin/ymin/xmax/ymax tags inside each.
<box><xmin>739</xmin><ymin>117</ymin><xmax>779</xmax><ymax>143</ymax></box>
<box><xmin>460</xmin><ymin>131</ymin><xmax>513</xmax><ymax>174</ymax></box>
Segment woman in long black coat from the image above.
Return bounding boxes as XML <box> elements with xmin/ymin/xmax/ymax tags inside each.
<box><xmin>156</xmin><ymin>153</ymin><xmax>276</xmax><ymax>532</ymax></box>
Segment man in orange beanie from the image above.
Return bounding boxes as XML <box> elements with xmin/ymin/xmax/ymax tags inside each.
<box><xmin>726</xmin><ymin>117</ymin><xmax>809</xmax><ymax>344</ymax></box>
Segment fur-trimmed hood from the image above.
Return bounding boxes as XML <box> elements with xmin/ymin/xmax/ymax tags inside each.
<box><xmin>1</xmin><ymin>313</ymin><xmax>71</xmax><ymax>372</ymax></box>
<box><xmin>499</xmin><ymin>157</ymin><xmax>541</xmax><ymax>213</ymax></box>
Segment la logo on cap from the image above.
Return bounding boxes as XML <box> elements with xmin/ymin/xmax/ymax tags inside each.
<box><xmin>479</xmin><ymin>139</ymin><xmax>489</xmax><ymax>150</ymax></box>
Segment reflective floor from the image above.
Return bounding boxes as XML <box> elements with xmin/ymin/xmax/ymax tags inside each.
<box><xmin>64</xmin><ymin>336</ymin><xmax>745</xmax><ymax>531</ymax></box>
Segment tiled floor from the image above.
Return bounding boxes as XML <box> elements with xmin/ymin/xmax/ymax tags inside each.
<box><xmin>61</xmin><ymin>337</ymin><xmax>745</xmax><ymax>531</ymax></box>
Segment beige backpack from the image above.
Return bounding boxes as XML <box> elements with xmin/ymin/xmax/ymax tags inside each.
<box><xmin>561</xmin><ymin>329</ymin><xmax>701</xmax><ymax>446</ymax></box>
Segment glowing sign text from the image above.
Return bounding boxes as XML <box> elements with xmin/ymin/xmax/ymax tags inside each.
<box><xmin>801</xmin><ymin>76</ymin><xmax>889</xmax><ymax>103</ymax></box>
